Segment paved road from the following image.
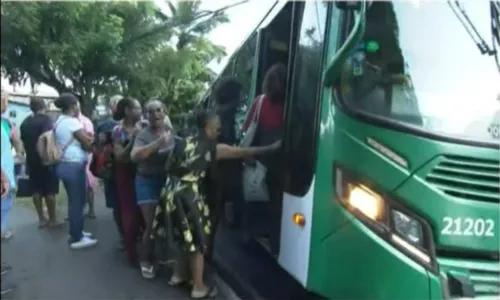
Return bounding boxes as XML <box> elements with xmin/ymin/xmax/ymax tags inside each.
<box><xmin>1</xmin><ymin>191</ymin><xmax>239</xmax><ymax>300</ymax></box>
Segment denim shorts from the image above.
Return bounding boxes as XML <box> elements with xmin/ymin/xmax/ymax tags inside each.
<box><xmin>135</xmin><ymin>174</ymin><xmax>165</xmax><ymax>205</ymax></box>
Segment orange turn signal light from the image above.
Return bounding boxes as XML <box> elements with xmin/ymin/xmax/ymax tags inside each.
<box><xmin>293</xmin><ymin>213</ymin><xmax>306</xmax><ymax>227</ymax></box>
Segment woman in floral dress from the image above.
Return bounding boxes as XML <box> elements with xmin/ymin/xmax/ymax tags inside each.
<box><xmin>153</xmin><ymin>111</ymin><xmax>280</xmax><ymax>299</ymax></box>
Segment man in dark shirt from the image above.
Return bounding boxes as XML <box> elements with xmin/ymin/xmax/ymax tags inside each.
<box><xmin>20</xmin><ymin>97</ymin><xmax>60</xmax><ymax>227</ymax></box>
<box><xmin>207</xmin><ymin>78</ymin><xmax>245</xmax><ymax>259</ymax></box>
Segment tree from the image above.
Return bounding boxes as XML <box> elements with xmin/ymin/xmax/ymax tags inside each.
<box><xmin>122</xmin><ymin>1</ymin><xmax>229</xmax><ymax>116</ymax></box>
<box><xmin>1</xmin><ymin>0</ymin><xmax>229</xmax><ymax>117</ymax></box>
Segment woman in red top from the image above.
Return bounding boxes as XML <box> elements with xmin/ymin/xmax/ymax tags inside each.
<box><xmin>241</xmin><ymin>63</ymin><xmax>286</xmax><ymax>254</ymax></box>
<box><xmin>242</xmin><ymin>63</ymin><xmax>286</xmax><ymax>137</ymax></box>
<box><xmin>112</xmin><ymin>98</ymin><xmax>145</xmax><ymax>266</ymax></box>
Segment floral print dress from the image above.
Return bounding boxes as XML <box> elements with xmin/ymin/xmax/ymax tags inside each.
<box><xmin>153</xmin><ymin>135</ymin><xmax>215</xmax><ymax>255</ymax></box>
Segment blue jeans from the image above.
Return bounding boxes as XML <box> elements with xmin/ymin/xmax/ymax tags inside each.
<box><xmin>135</xmin><ymin>175</ymin><xmax>165</xmax><ymax>206</ymax></box>
<box><xmin>57</xmin><ymin>161</ymin><xmax>87</xmax><ymax>242</ymax></box>
<box><xmin>1</xmin><ymin>192</ymin><xmax>14</xmax><ymax>234</ymax></box>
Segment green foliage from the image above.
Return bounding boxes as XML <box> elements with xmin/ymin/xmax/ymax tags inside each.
<box><xmin>1</xmin><ymin>0</ymin><xmax>228</xmax><ymax>117</ymax></box>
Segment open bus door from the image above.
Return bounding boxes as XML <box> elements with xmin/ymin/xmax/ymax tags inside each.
<box><xmin>241</xmin><ymin>1</ymin><xmax>295</xmax><ymax>256</ymax></box>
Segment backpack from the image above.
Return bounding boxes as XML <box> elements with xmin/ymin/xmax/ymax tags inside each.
<box><xmin>90</xmin><ymin>126</ymin><xmax>117</xmax><ymax>179</ymax></box>
<box><xmin>36</xmin><ymin>118</ymin><xmax>73</xmax><ymax>166</ymax></box>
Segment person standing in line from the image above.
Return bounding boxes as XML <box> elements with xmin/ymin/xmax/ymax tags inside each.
<box><xmin>153</xmin><ymin>111</ymin><xmax>281</xmax><ymax>298</ymax></box>
<box><xmin>1</xmin><ymin>117</ymin><xmax>25</xmax><ymax>162</ymax></box>
<box><xmin>1</xmin><ymin>89</ymin><xmax>17</xmax><ymax>241</ymax></box>
<box><xmin>112</xmin><ymin>97</ymin><xmax>144</xmax><ymax>266</ymax></box>
<box><xmin>53</xmin><ymin>93</ymin><xmax>97</xmax><ymax>249</ymax></box>
<box><xmin>130</xmin><ymin>100</ymin><xmax>172</xmax><ymax>279</ymax></box>
<box><xmin>206</xmin><ymin>78</ymin><xmax>245</xmax><ymax>260</ymax></box>
<box><xmin>242</xmin><ymin>63</ymin><xmax>287</xmax><ymax>254</ymax></box>
<box><xmin>75</xmin><ymin>96</ymin><xmax>98</xmax><ymax>219</ymax></box>
<box><xmin>96</xmin><ymin>95</ymin><xmax>124</xmax><ymax>250</ymax></box>
<box><xmin>20</xmin><ymin>97</ymin><xmax>61</xmax><ymax>228</ymax></box>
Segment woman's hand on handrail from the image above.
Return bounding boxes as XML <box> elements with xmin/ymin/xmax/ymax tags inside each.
<box><xmin>216</xmin><ymin>139</ymin><xmax>282</xmax><ymax>161</ymax></box>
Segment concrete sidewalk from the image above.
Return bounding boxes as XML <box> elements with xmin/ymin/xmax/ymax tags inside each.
<box><xmin>1</xmin><ymin>191</ymin><xmax>239</xmax><ymax>299</ymax></box>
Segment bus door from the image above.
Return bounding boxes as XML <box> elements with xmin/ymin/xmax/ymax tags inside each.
<box><xmin>242</xmin><ymin>2</ymin><xmax>295</xmax><ymax>254</ymax></box>
<box><xmin>279</xmin><ymin>0</ymin><xmax>331</xmax><ymax>286</ymax></box>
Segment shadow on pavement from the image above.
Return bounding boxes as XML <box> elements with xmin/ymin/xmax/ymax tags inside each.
<box><xmin>2</xmin><ymin>193</ymin><xmax>238</xmax><ymax>300</ymax></box>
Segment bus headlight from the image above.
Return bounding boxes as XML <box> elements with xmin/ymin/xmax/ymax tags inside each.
<box><xmin>391</xmin><ymin>210</ymin><xmax>424</xmax><ymax>247</ymax></box>
<box><xmin>334</xmin><ymin>165</ymin><xmax>436</xmax><ymax>272</ymax></box>
<box><xmin>347</xmin><ymin>185</ymin><xmax>385</xmax><ymax>221</ymax></box>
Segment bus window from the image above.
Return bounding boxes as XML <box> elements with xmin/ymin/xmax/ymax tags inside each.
<box><xmin>285</xmin><ymin>1</ymin><xmax>330</xmax><ymax>196</ymax></box>
<box><xmin>221</xmin><ymin>58</ymin><xmax>236</xmax><ymax>79</ymax></box>
<box><xmin>234</xmin><ymin>33</ymin><xmax>258</xmax><ymax>105</ymax></box>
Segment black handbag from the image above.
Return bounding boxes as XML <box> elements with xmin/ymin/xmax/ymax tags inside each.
<box><xmin>16</xmin><ymin>176</ymin><xmax>33</xmax><ymax>198</ymax></box>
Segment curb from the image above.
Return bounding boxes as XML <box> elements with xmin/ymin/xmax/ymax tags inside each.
<box><xmin>211</xmin><ymin>251</ymin><xmax>263</xmax><ymax>300</ymax></box>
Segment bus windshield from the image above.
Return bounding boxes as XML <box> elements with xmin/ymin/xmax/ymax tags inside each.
<box><xmin>340</xmin><ymin>1</ymin><xmax>500</xmax><ymax>143</ymax></box>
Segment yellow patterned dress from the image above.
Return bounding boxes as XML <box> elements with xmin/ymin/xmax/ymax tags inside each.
<box><xmin>153</xmin><ymin>135</ymin><xmax>215</xmax><ymax>255</ymax></box>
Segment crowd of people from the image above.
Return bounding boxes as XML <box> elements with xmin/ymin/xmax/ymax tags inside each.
<box><xmin>0</xmin><ymin>62</ymin><xmax>286</xmax><ymax>298</ymax></box>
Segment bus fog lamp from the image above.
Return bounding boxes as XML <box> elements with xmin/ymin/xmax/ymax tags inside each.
<box><xmin>348</xmin><ymin>185</ymin><xmax>384</xmax><ymax>221</ymax></box>
<box><xmin>391</xmin><ymin>210</ymin><xmax>424</xmax><ymax>247</ymax></box>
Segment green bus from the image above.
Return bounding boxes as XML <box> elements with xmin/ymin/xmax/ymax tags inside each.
<box><xmin>198</xmin><ymin>1</ymin><xmax>500</xmax><ymax>299</ymax></box>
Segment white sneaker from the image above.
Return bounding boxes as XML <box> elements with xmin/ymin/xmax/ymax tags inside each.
<box><xmin>68</xmin><ymin>231</ymin><xmax>93</xmax><ymax>240</ymax></box>
<box><xmin>140</xmin><ymin>263</ymin><xmax>156</xmax><ymax>279</ymax></box>
<box><xmin>70</xmin><ymin>236</ymin><xmax>98</xmax><ymax>250</ymax></box>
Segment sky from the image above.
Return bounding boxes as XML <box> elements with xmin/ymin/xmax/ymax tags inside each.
<box><xmin>1</xmin><ymin>0</ymin><xmax>275</xmax><ymax>97</ymax></box>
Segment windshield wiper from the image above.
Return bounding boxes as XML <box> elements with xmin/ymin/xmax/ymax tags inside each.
<box><xmin>448</xmin><ymin>1</ymin><xmax>500</xmax><ymax>73</ymax></box>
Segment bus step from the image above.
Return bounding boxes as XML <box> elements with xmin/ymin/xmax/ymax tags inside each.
<box><xmin>256</xmin><ymin>237</ymin><xmax>272</xmax><ymax>253</ymax></box>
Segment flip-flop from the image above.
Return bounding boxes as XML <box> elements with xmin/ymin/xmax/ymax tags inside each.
<box><xmin>191</xmin><ymin>286</ymin><xmax>217</xmax><ymax>299</ymax></box>
<box><xmin>1</xmin><ymin>231</ymin><xmax>13</xmax><ymax>240</ymax></box>
<box><xmin>167</xmin><ymin>275</ymin><xmax>193</xmax><ymax>286</ymax></box>
<box><xmin>47</xmin><ymin>221</ymin><xmax>64</xmax><ymax>228</ymax></box>
<box><xmin>1</xmin><ymin>283</ymin><xmax>16</xmax><ymax>296</ymax></box>
<box><xmin>1</xmin><ymin>264</ymin><xmax>12</xmax><ymax>276</ymax></box>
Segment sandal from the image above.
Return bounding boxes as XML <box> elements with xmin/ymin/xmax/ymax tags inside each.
<box><xmin>191</xmin><ymin>286</ymin><xmax>217</xmax><ymax>299</ymax></box>
<box><xmin>1</xmin><ymin>283</ymin><xmax>15</xmax><ymax>296</ymax></box>
<box><xmin>47</xmin><ymin>220</ymin><xmax>64</xmax><ymax>228</ymax></box>
<box><xmin>1</xmin><ymin>231</ymin><xmax>13</xmax><ymax>240</ymax></box>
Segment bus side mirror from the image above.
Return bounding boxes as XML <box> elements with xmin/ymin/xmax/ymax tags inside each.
<box><xmin>335</xmin><ymin>1</ymin><xmax>362</xmax><ymax>11</ymax></box>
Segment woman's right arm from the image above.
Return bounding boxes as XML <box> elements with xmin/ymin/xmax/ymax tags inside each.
<box><xmin>130</xmin><ymin>130</ymin><xmax>164</xmax><ymax>162</ymax></box>
<box><xmin>216</xmin><ymin>141</ymin><xmax>281</xmax><ymax>160</ymax></box>
<box><xmin>67</xmin><ymin>118</ymin><xmax>93</xmax><ymax>151</ymax></box>
<box><xmin>73</xmin><ymin>130</ymin><xmax>93</xmax><ymax>151</ymax></box>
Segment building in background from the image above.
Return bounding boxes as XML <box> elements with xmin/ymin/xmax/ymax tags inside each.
<box><xmin>3</xmin><ymin>93</ymin><xmax>59</xmax><ymax>133</ymax></box>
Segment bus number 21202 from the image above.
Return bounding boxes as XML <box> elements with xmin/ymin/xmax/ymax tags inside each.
<box><xmin>441</xmin><ymin>217</ymin><xmax>495</xmax><ymax>237</ymax></box>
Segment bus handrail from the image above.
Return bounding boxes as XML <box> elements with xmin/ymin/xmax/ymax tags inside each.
<box><xmin>324</xmin><ymin>1</ymin><xmax>367</xmax><ymax>87</ymax></box>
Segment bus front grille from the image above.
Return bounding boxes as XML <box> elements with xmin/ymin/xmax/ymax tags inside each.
<box><xmin>469</xmin><ymin>268</ymin><xmax>500</xmax><ymax>296</ymax></box>
<box><xmin>426</xmin><ymin>155</ymin><xmax>499</xmax><ymax>203</ymax></box>
<box><xmin>439</xmin><ymin>258</ymin><xmax>500</xmax><ymax>298</ymax></box>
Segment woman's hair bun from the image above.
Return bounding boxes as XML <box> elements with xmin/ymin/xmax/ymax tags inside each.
<box><xmin>54</xmin><ymin>93</ymin><xmax>78</xmax><ymax>110</ymax></box>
